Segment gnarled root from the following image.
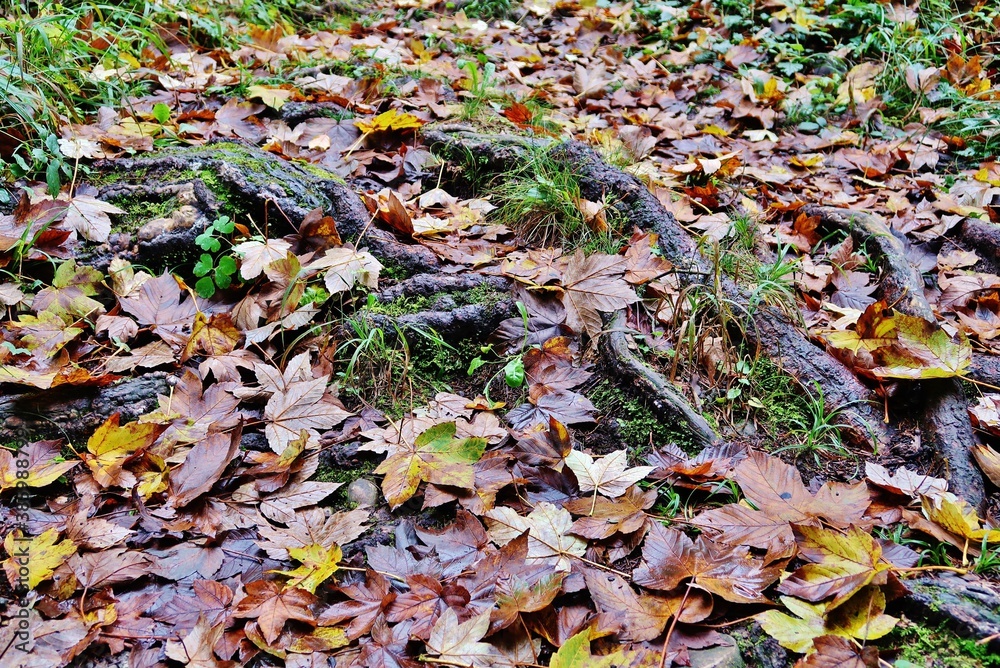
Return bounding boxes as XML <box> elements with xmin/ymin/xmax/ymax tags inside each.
<box><xmin>804</xmin><ymin>205</ymin><xmax>983</xmax><ymax>508</ymax></box>
<box><xmin>599</xmin><ymin>310</ymin><xmax>721</xmax><ymax>450</ymax></box>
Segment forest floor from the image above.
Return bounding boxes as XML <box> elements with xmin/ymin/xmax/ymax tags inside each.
<box><xmin>1</xmin><ymin>0</ymin><xmax>1000</xmax><ymax>667</ymax></box>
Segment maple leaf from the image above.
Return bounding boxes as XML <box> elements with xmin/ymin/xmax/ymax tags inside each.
<box><xmin>0</xmin><ymin>440</ymin><xmax>76</xmax><ymax>491</ymax></box>
<box><xmin>234</xmin><ymin>238</ymin><xmax>293</xmax><ymax>280</ymax></box>
<box><xmin>565</xmin><ymin>485</ymin><xmax>655</xmax><ymax>539</ymax></box>
<box><xmin>62</xmin><ymin>190</ymin><xmax>123</xmax><ymax>242</ymax></box>
<box><xmin>307</xmin><ymin>245</ymin><xmax>382</xmax><ymax>294</ymax></box>
<box><xmin>971</xmin><ymin>444</ymin><xmax>1000</xmax><ymax>487</ymax></box>
<box><xmin>68</xmin><ymin>546</ymin><xmax>150</xmax><ymax>589</ymax></box>
<box><xmin>167</xmin><ymin>430</ymin><xmax>241</xmax><ymax>508</ymax></box>
<box><xmin>9</xmin><ymin>310</ymin><xmax>84</xmax><ymax>359</ymax></box>
<box><xmin>264</xmin><ymin>376</ymin><xmax>351</xmax><ymax>452</ymax></box>
<box><xmin>565</xmin><ymin>449</ymin><xmax>654</xmax><ymax>499</ymax></box>
<box><xmin>484</xmin><ymin>502</ymin><xmax>586</xmax><ymax>572</ymax></box>
<box><xmin>3</xmin><ymin>528</ymin><xmax>76</xmax><ymax>590</ymax></box>
<box><xmin>777</xmin><ymin>525</ymin><xmax>893</xmax><ymax>609</ymax></box>
<box><xmin>153</xmin><ymin>580</ymin><xmax>234</xmax><ymax>631</ymax></box>
<box><xmin>164</xmin><ymin>615</ymin><xmax>235</xmax><ymax>668</ymax></box>
<box><xmin>583</xmin><ymin>568</ymin><xmax>712</xmax><ymax>642</ymax></box>
<box><xmin>119</xmin><ymin>272</ymin><xmax>200</xmax><ymax>347</ymax></box>
<box><xmin>795</xmin><ymin>635</ymin><xmax>880</xmax><ymax>668</ymax></box>
<box><xmin>757</xmin><ymin>586</ymin><xmax>897</xmax><ymax>654</ymax></box>
<box><xmin>549</xmin><ymin>631</ymin><xmax>634</xmax><ymax>668</ymax></box>
<box><xmin>920</xmin><ymin>492</ymin><xmax>1000</xmax><ymax>543</ymax></box>
<box><xmin>355</xmin><ymin>109</ymin><xmax>423</xmax><ymax>135</ymax></box>
<box><xmin>422</xmin><ymin>609</ymin><xmax>507</xmax><ymax>667</ymax></box>
<box><xmin>271</xmin><ymin>543</ymin><xmax>342</xmax><ymax>593</ymax></box>
<box><xmin>632</xmin><ymin>523</ymin><xmax>783</xmax><ymax>604</ymax></box>
<box><xmin>512</xmin><ymin>417</ymin><xmax>573</xmax><ymax>468</ymax></box>
<box><xmin>256</xmin><ymin>506</ymin><xmax>368</xmax><ymax>561</ymax></box>
<box><xmin>247</xmin><ymin>84</ymin><xmax>293</xmax><ymax>110</ymax></box>
<box><xmin>180</xmin><ymin>312</ymin><xmax>242</xmax><ymax>363</ymax></box>
<box><xmin>318</xmin><ymin>570</ymin><xmax>396</xmax><ymax>640</ymax></box>
<box><xmin>864</xmin><ymin>462</ymin><xmax>948</xmax><ymax>499</ymax></box>
<box><xmin>33</xmin><ymin>259</ymin><xmax>105</xmax><ymax>322</ymax></box>
<box><xmin>558</xmin><ymin>251</ymin><xmax>638</xmax><ymax>337</ymax></box>
<box><xmin>374</xmin><ymin>421</ymin><xmax>486</xmax><ymax>509</ymax></box>
<box><xmin>82</xmin><ymin>413</ymin><xmax>160</xmax><ymax>488</ymax></box>
<box><xmin>624</xmin><ymin>231</ymin><xmax>673</xmax><ymax>284</ymax></box>
<box><xmin>233</xmin><ymin>580</ymin><xmax>318</xmax><ymax>645</ymax></box>
<box><xmin>493</xmin><ymin>569</ymin><xmax>566</xmax><ymax>631</ymax></box>
<box><xmin>694</xmin><ymin>451</ymin><xmax>869</xmax><ymax>556</ymax></box>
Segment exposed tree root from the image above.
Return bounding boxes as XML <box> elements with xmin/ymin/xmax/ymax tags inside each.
<box><xmin>904</xmin><ymin>573</ymin><xmax>1000</xmax><ymax>651</ymax></box>
<box><xmin>956</xmin><ymin>217</ymin><xmax>1000</xmax><ymax>276</ymax></box>
<box><xmin>92</xmin><ymin>140</ymin><xmax>440</xmax><ymax>275</ymax></box>
<box><xmin>599</xmin><ymin>310</ymin><xmax>722</xmax><ymax>450</ymax></box>
<box><xmin>0</xmin><ymin>373</ymin><xmax>168</xmax><ymax>443</ymax></box>
<box><xmin>804</xmin><ymin>205</ymin><xmax>984</xmax><ymax>508</ymax></box>
<box><xmin>425</xmin><ymin>127</ymin><xmax>891</xmax><ymax>449</ymax></box>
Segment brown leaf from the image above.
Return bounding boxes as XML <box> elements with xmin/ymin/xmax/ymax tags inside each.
<box><xmin>233</xmin><ymin>580</ymin><xmax>317</xmax><ymax>645</ymax></box>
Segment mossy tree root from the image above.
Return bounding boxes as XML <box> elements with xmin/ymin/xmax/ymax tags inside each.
<box><xmin>804</xmin><ymin>205</ymin><xmax>984</xmax><ymax>509</ymax></box>
<box><xmin>91</xmin><ymin>140</ymin><xmax>440</xmax><ymax>275</ymax></box>
<box><xmin>0</xmin><ymin>373</ymin><xmax>169</xmax><ymax>443</ymax></box>
<box><xmin>599</xmin><ymin>310</ymin><xmax>722</xmax><ymax>450</ymax></box>
<box><xmin>424</xmin><ymin>127</ymin><xmax>891</xmax><ymax>450</ymax></box>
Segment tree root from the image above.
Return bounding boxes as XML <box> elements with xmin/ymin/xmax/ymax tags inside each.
<box><xmin>91</xmin><ymin>140</ymin><xmax>440</xmax><ymax>275</ymax></box>
<box><xmin>599</xmin><ymin>310</ymin><xmax>722</xmax><ymax>450</ymax></box>
<box><xmin>804</xmin><ymin>205</ymin><xmax>984</xmax><ymax>508</ymax></box>
<box><xmin>425</xmin><ymin>127</ymin><xmax>890</xmax><ymax>449</ymax></box>
<box><xmin>0</xmin><ymin>373</ymin><xmax>169</xmax><ymax>443</ymax></box>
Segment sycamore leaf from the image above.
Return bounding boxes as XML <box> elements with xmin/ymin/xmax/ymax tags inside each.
<box><xmin>795</xmin><ymin>635</ymin><xmax>880</xmax><ymax>668</ymax></box>
<box><xmin>565</xmin><ymin>449</ymin><xmax>653</xmax><ymax>498</ymax></box>
<box><xmin>583</xmin><ymin>568</ymin><xmax>713</xmax><ymax>642</ymax></box>
<box><xmin>9</xmin><ymin>310</ymin><xmax>83</xmax><ymax>358</ymax></box>
<box><xmin>921</xmin><ymin>492</ymin><xmax>1000</xmax><ymax>543</ymax></box>
<box><xmin>164</xmin><ymin>615</ymin><xmax>232</xmax><ymax>668</ymax></box>
<box><xmin>423</xmin><ymin>609</ymin><xmax>506</xmax><ymax>667</ymax></box>
<box><xmin>246</xmin><ymin>85</ymin><xmax>292</xmax><ymax>110</ymax></box>
<box><xmin>233</xmin><ymin>580</ymin><xmax>317</xmax><ymax>645</ymax></box>
<box><xmin>307</xmin><ymin>246</ymin><xmax>382</xmax><ymax>295</ymax></box>
<box><xmin>374</xmin><ymin>421</ymin><xmax>486</xmax><ymax>509</ymax></box>
<box><xmin>632</xmin><ymin>523</ymin><xmax>783</xmax><ymax>604</ymax></box>
<box><xmin>271</xmin><ymin>543</ymin><xmax>342</xmax><ymax>593</ymax></box>
<box><xmin>263</xmin><ymin>376</ymin><xmax>351</xmax><ymax>452</ymax></box>
<box><xmin>3</xmin><ymin>528</ymin><xmax>76</xmax><ymax>589</ymax></box>
<box><xmin>757</xmin><ymin>586</ymin><xmax>897</xmax><ymax>654</ymax></box>
<box><xmin>180</xmin><ymin>312</ymin><xmax>242</xmax><ymax>363</ymax></box>
<box><xmin>0</xmin><ymin>440</ymin><xmax>76</xmax><ymax>491</ymax></box>
<box><xmin>484</xmin><ymin>502</ymin><xmax>586</xmax><ymax>572</ymax></box>
<box><xmin>83</xmin><ymin>414</ymin><xmax>160</xmax><ymax>488</ymax></box>
<box><xmin>693</xmin><ymin>451</ymin><xmax>869</xmax><ymax>556</ymax></box>
<box><xmin>234</xmin><ymin>238</ymin><xmax>292</xmax><ymax>280</ymax></box>
<box><xmin>550</xmin><ymin>631</ymin><xmax>633</xmax><ymax>668</ymax></box>
<box><xmin>559</xmin><ymin>251</ymin><xmax>638</xmax><ymax>338</ymax></box>
<box><xmin>355</xmin><ymin>109</ymin><xmax>423</xmax><ymax>135</ymax></box>
<box><xmin>777</xmin><ymin>525</ymin><xmax>892</xmax><ymax>609</ymax></box>
<box><xmin>972</xmin><ymin>444</ymin><xmax>1000</xmax><ymax>487</ymax></box>
<box><xmin>63</xmin><ymin>194</ymin><xmax>122</xmax><ymax>242</ymax></box>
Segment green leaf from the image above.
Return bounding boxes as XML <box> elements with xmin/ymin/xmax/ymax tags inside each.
<box><xmin>213</xmin><ymin>215</ymin><xmax>234</xmax><ymax>234</ymax></box>
<box><xmin>152</xmin><ymin>103</ymin><xmax>171</xmax><ymax>124</ymax></box>
<box><xmin>467</xmin><ymin>356</ymin><xmax>488</xmax><ymax>376</ymax></box>
<box><xmin>503</xmin><ymin>357</ymin><xmax>525</xmax><ymax>387</ymax></box>
<box><xmin>215</xmin><ymin>255</ymin><xmax>237</xmax><ymax>277</ymax></box>
<box><xmin>214</xmin><ymin>271</ymin><xmax>232</xmax><ymax>289</ymax></box>
<box><xmin>195</xmin><ymin>276</ymin><xmax>216</xmax><ymax>299</ymax></box>
<box><xmin>193</xmin><ymin>254</ymin><xmax>214</xmax><ymax>277</ymax></box>
<box><xmin>46</xmin><ymin>161</ymin><xmax>61</xmax><ymax>197</ymax></box>
<box><xmin>196</xmin><ymin>231</ymin><xmax>221</xmax><ymax>252</ymax></box>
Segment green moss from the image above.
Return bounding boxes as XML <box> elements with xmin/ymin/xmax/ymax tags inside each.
<box><xmin>314</xmin><ymin>458</ymin><xmax>379</xmax><ymax>510</ymax></box>
<box><xmin>295</xmin><ymin>160</ymin><xmax>347</xmax><ymax>183</ymax></box>
<box><xmin>884</xmin><ymin>618</ymin><xmax>1000</xmax><ymax>667</ymax></box>
<box><xmin>368</xmin><ymin>294</ymin><xmax>435</xmax><ymax>317</ymax></box>
<box><xmin>453</xmin><ymin>283</ymin><xmax>506</xmax><ymax>308</ymax></box>
<box><xmin>589</xmin><ymin>379</ymin><xmax>691</xmax><ymax>454</ymax></box>
<box><xmin>368</xmin><ymin>284</ymin><xmax>507</xmax><ymax>318</ymax></box>
<box><xmin>380</xmin><ymin>262</ymin><xmax>413</xmax><ymax>281</ymax></box>
<box><xmin>106</xmin><ymin>194</ymin><xmax>179</xmax><ymax>232</ymax></box>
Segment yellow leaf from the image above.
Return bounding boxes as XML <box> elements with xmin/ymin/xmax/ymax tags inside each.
<box><xmin>3</xmin><ymin>528</ymin><xmax>77</xmax><ymax>589</ymax></box>
<box><xmin>181</xmin><ymin>312</ymin><xmax>241</xmax><ymax>362</ymax></box>
<box><xmin>757</xmin><ymin>586</ymin><xmax>896</xmax><ymax>653</ymax></box>
<box><xmin>354</xmin><ymin>109</ymin><xmax>423</xmax><ymax>135</ymax></box>
<box><xmin>84</xmin><ymin>414</ymin><xmax>160</xmax><ymax>488</ymax></box>
<box><xmin>247</xmin><ymin>85</ymin><xmax>293</xmax><ymax>110</ymax></box>
<box><xmin>271</xmin><ymin>544</ymin><xmax>342</xmax><ymax>593</ymax></box>
<box><xmin>922</xmin><ymin>492</ymin><xmax>1000</xmax><ymax>543</ymax></box>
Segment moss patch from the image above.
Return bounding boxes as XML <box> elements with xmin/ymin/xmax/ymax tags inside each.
<box><xmin>882</xmin><ymin>617</ymin><xmax>1000</xmax><ymax>667</ymax></box>
<box><xmin>107</xmin><ymin>194</ymin><xmax>179</xmax><ymax>232</ymax></box>
<box><xmin>588</xmin><ymin>379</ymin><xmax>691</xmax><ymax>455</ymax></box>
<box><xmin>314</xmin><ymin>457</ymin><xmax>379</xmax><ymax>510</ymax></box>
